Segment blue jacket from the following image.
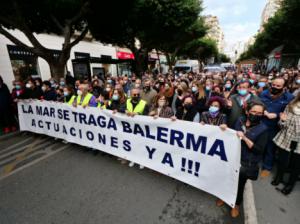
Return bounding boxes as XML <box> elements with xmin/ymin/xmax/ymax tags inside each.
<box><xmin>234</xmin><ymin>117</ymin><xmax>269</xmax><ymax>165</ymax></box>
<box><xmin>259</xmin><ymin>90</ymin><xmax>294</xmax><ymax>128</ymax></box>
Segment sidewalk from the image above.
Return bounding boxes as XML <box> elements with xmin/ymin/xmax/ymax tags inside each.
<box><xmin>252</xmin><ymin>172</ymin><xmax>300</xmax><ymax>224</ymax></box>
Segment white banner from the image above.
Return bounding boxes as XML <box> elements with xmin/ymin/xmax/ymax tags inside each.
<box><xmin>18</xmin><ymin>100</ymin><xmax>241</xmax><ymax>207</ymax></box>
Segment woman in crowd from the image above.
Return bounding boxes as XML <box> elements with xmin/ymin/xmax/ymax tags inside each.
<box><xmin>175</xmin><ymin>95</ymin><xmax>200</xmax><ymax>122</ymax></box>
<box><xmin>200</xmin><ymin>96</ymin><xmax>227</xmax><ymax>126</ymax></box>
<box><xmin>149</xmin><ymin>94</ymin><xmax>174</xmax><ymax>118</ymax></box>
<box><xmin>191</xmin><ymin>81</ymin><xmax>207</xmax><ymax>113</ymax></box>
<box><xmin>107</xmin><ymin>88</ymin><xmax>127</xmax><ymax>113</ymax></box>
<box><xmin>172</xmin><ymin>81</ymin><xmax>189</xmax><ymax>114</ymax></box>
<box><xmin>63</xmin><ymin>86</ymin><xmax>76</xmax><ymax>105</ymax></box>
<box><xmin>272</xmin><ymin>92</ymin><xmax>300</xmax><ymax>195</ymax></box>
<box><xmin>217</xmin><ymin>101</ymin><xmax>268</xmax><ymax>218</ymax></box>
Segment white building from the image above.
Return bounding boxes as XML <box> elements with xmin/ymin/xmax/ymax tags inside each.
<box><xmin>260</xmin><ymin>0</ymin><xmax>282</xmax><ymax>32</ymax></box>
<box><xmin>0</xmin><ymin>30</ymin><xmax>131</xmax><ymax>90</ymax></box>
<box><xmin>204</xmin><ymin>15</ymin><xmax>225</xmax><ymax>53</ymax></box>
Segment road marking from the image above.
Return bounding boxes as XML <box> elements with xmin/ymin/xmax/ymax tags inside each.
<box><xmin>0</xmin><ymin>145</ymin><xmax>68</xmax><ymax>181</ymax></box>
<box><xmin>244</xmin><ymin>181</ymin><xmax>258</xmax><ymax>224</ymax></box>
<box><xmin>2</xmin><ymin>138</ymin><xmax>43</xmax><ymax>175</ymax></box>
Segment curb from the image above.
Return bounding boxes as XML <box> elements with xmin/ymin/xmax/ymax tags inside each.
<box><xmin>243</xmin><ymin>181</ymin><xmax>258</xmax><ymax>224</ymax></box>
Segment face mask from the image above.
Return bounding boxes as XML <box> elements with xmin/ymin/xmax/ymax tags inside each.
<box><xmin>209</xmin><ymin>106</ymin><xmax>220</xmax><ymax>117</ymax></box>
<box><xmin>238</xmin><ymin>89</ymin><xmax>248</xmax><ymax>96</ymax></box>
<box><xmin>158</xmin><ymin>101</ymin><xmax>165</xmax><ymax>107</ymax></box>
<box><xmin>165</xmin><ymin>85</ymin><xmax>170</xmax><ymax>90</ymax></box>
<box><xmin>64</xmin><ymin>92</ymin><xmax>69</xmax><ymax>97</ymax></box>
<box><xmin>192</xmin><ymin>87</ymin><xmax>198</xmax><ymax>93</ymax></box>
<box><xmin>107</xmin><ymin>80</ymin><xmax>113</xmax><ymax>84</ymax></box>
<box><xmin>60</xmin><ymin>81</ymin><xmax>65</xmax><ymax>86</ymax></box>
<box><xmin>50</xmin><ymin>80</ymin><xmax>55</xmax><ymax>84</ymax></box>
<box><xmin>77</xmin><ymin>90</ymin><xmax>83</xmax><ymax>96</ymax></box>
<box><xmin>270</xmin><ymin>87</ymin><xmax>283</xmax><ymax>95</ymax></box>
<box><xmin>225</xmin><ymin>84</ymin><xmax>231</xmax><ymax>89</ymax></box>
<box><xmin>15</xmin><ymin>85</ymin><xmax>21</xmax><ymax>90</ymax></box>
<box><xmin>177</xmin><ymin>89</ymin><xmax>183</xmax><ymax>96</ymax></box>
<box><xmin>296</xmin><ymin>79</ymin><xmax>300</xmax><ymax>84</ymax></box>
<box><xmin>258</xmin><ymin>82</ymin><xmax>266</xmax><ymax>88</ymax></box>
<box><xmin>144</xmin><ymin>86</ymin><xmax>150</xmax><ymax>92</ymax></box>
<box><xmin>205</xmin><ymin>86</ymin><xmax>211</xmax><ymax>91</ymax></box>
<box><xmin>42</xmin><ymin>86</ymin><xmax>47</xmax><ymax>92</ymax></box>
<box><xmin>184</xmin><ymin>104</ymin><xmax>193</xmax><ymax>110</ymax></box>
<box><xmin>248</xmin><ymin>114</ymin><xmax>262</xmax><ymax>124</ymax></box>
<box><xmin>106</xmin><ymin>88</ymin><xmax>111</xmax><ymax>92</ymax></box>
<box><xmin>26</xmin><ymin>83</ymin><xmax>31</xmax><ymax>88</ymax></box>
<box><xmin>249</xmin><ymin>79</ymin><xmax>255</xmax><ymax>84</ymax></box>
<box><xmin>36</xmin><ymin>82</ymin><xmax>40</xmax><ymax>86</ymax></box>
<box><xmin>132</xmin><ymin>96</ymin><xmax>140</xmax><ymax>102</ymax></box>
<box><xmin>112</xmin><ymin>95</ymin><xmax>119</xmax><ymax>101</ymax></box>
<box><xmin>209</xmin><ymin>106</ymin><xmax>219</xmax><ymax>113</ymax></box>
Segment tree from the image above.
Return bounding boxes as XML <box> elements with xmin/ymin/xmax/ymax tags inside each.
<box><xmin>180</xmin><ymin>37</ymin><xmax>218</xmax><ymax>63</ymax></box>
<box><xmin>239</xmin><ymin>0</ymin><xmax>300</xmax><ymax>60</ymax></box>
<box><xmin>0</xmin><ymin>0</ymin><xmax>91</xmax><ymax>80</ymax></box>
<box><xmin>216</xmin><ymin>53</ymin><xmax>231</xmax><ymax>63</ymax></box>
<box><xmin>88</xmin><ymin>0</ymin><xmax>203</xmax><ymax>75</ymax></box>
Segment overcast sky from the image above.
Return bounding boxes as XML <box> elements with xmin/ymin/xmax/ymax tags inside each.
<box><xmin>203</xmin><ymin>0</ymin><xmax>267</xmax><ymax>55</ymax></box>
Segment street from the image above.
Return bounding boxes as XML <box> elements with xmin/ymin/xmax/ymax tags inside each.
<box><xmin>0</xmin><ymin>132</ymin><xmax>243</xmax><ymax>224</ymax></box>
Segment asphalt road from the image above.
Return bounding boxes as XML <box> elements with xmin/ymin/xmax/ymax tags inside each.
<box><xmin>0</xmin><ymin>133</ymin><xmax>244</xmax><ymax>224</ymax></box>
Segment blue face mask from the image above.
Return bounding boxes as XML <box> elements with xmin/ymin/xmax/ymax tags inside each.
<box><xmin>209</xmin><ymin>106</ymin><xmax>219</xmax><ymax>113</ymax></box>
<box><xmin>238</xmin><ymin>89</ymin><xmax>248</xmax><ymax>96</ymax></box>
<box><xmin>192</xmin><ymin>87</ymin><xmax>198</xmax><ymax>93</ymax></box>
<box><xmin>258</xmin><ymin>82</ymin><xmax>266</xmax><ymax>88</ymax></box>
<box><xmin>15</xmin><ymin>85</ymin><xmax>21</xmax><ymax>90</ymax></box>
<box><xmin>60</xmin><ymin>81</ymin><xmax>65</xmax><ymax>86</ymax></box>
<box><xmin>205</xmin><ymin>86</ymin><xmax>211</xmax><ymax>91</ymax></box>
<box><xmin>296</xmin><ymin>79</ymin><xmax>300</xmax><ymax>84</ymax></box>
<box><xmin>63</xmin><ymin>92</ymin><xmax>69</xmax><ymax>97</ymax></box>
<box><xmin>225</xmin><ymin>84</ymin><xmax>231</xmax><ymax>89</ymax></box>
<box><xmin>249</xmin><ymin>79</ymin><xmax>255</xmax><ymax>84</ymax></box>
<box><xmin>112</xmin><ymin>95</ymin><xmax>119</xmax><ymax>101</ymax></box>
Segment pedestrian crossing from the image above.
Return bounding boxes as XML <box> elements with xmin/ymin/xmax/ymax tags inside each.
<box><xmin>0</xmin><ymin>132</ymin><xmax>69</xmax><ymax>178</ymax></box>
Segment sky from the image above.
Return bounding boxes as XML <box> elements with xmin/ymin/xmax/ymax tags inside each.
<box><xmin>203</xmin><ymin>0</ymin><xmax>267</xmax><ymax>56</ymax></box>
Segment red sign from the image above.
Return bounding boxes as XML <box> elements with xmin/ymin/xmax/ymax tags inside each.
<box><xmin>117</xmin><ymin>51</ymin><xmax>135</xmax><ymax>60</ymax></box>
<box><xmin>274</xmin><ymin>52</ymin><xmax>281</xmax><ymax>59</ymax></box>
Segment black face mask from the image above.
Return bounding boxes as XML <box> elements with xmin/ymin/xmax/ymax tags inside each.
<box><xmin>248</xmin><ymin>114</ymin><xmax>262</xmax><ymax>124</ymax></box>
<box><xmin>132</xmin><ymin>96</ymin><xmax>140</xmax><ymax>102</ymax></box>
<box><xmin>177</xmin><ymin>89</ymin><xmax>183</xmax><ymax>96</ymax></box>
<box><xmin>271</xmin><ymin>87</ymin><xmax>283</xmax><ymax>95</ymax></box>
<box><xmin>143</xmin><ymin>86</ymin><xmax>150</xmax><ymax>92</ymax></box>
<box><xmin>184</xmin><ymin>104</ymin><xmax>193</xmax><ymax>110</ymax></box>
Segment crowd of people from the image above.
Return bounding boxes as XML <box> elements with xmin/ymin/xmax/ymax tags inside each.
<box><xmin>0</xmin><ymin>67</ymin><xmax>299</xmax><ymax>218</ymax></box>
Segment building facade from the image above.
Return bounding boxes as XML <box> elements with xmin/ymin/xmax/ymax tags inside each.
<box><xmin>204</xmin><ymin>15</ymin><xmax>225</xmax><ymax>53</ymax></box>
<box><xmin>0</xmin><ymin>30</ymin><xmax>122</xmax><ymax>90</ymax></box>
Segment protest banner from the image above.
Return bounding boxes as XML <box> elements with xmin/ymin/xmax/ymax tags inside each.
<box><xmin>18</xmin><ymin>100</ymin><xmax>241</xmax><ymax>207</ymax></box>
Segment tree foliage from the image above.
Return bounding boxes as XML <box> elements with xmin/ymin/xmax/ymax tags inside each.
<box><xmin>239</xmin><ymin>0</ymin><xmax>300</xmax><ymax>60</ymax></box>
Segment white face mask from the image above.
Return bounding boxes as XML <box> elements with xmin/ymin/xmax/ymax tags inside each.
<box><xmin>77</xmin><ymin>90</ymin><xmax>83</xmax><ymax>96</ymax></box>
<box><xmin>158</xmin><ymin>101</ymin><xmax>165</xmax><ymax>107</ymax></box>
<box><xmin>26</xmin><ymin>83</ymin><xmax>31</xmax><ymax>88</ymax></box>
<box><xmin>42</xmin><ymin>86</ymin><xmax>47</xmax><ymax>92</ymax></box>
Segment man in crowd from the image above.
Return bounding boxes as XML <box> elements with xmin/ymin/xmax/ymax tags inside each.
<box><xmin>140</xmin><ymin>79</ymin><xmax>157</xmax><ymax>105</ymax></box>
<box><xmin>126</xmin><ymin>87</ymin><xmax>149</xmax><ymax>116</ymax></box>
<box><xmin>41</xmin><ymin>81</ymin><xmax>57</xmax><ymax>101</ymax></box>
<box><xmin>72</xmin><ymin>83</ymin><xmax>98</xmax><ymax>107</ymax></box>
<box><xmin>259</xmin><ymin>77</ymin><xmax>294</xmax><ymax>177</ymax></box>
<box><xmin>227</xmin><ymin>80</ymin><xmax>261</xmax><ymax>128</ymax></box>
